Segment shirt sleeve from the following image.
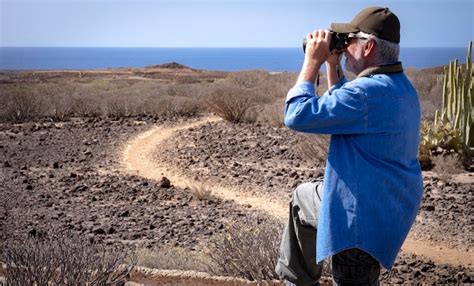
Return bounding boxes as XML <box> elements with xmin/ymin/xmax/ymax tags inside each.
<box><xmin>284</xmin><ymin>77</ymin><xmax>368</xmax><ymax>134</ymax></box>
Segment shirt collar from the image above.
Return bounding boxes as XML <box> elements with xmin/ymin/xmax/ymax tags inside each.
<box><xmin>357</xmin><ymin>62</ymin><xmax>403</xmax><ymax>78</ymax></box>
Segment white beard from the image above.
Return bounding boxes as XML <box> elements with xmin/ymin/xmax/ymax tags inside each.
<box><xmin>344</xmin><ymin>44</ymin><xmax>366</xmax><ymax>75</ymax></box>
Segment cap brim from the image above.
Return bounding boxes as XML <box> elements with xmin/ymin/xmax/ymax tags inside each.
<box><xmin>330</xmin><ymin>23</ymin><xmax>359</xmax><ymax>34</ymax></box>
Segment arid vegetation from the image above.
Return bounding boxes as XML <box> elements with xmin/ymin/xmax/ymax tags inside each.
<box><xmin>207</xmin><ymin>215</ymin><xmax>283</xmax><ymax>281</ymax></box>
<box><xmin>1</xmin><ymin>64</ymin><xmax>463</xmax><ymax>172</ymax></box>
<box><xmin>1</xmin><ymin>232</ymin><xmax>135</xmax><ymax>286</ymax></box>
<box><xmin>1</xmin><ymin>63</ymin><xmax>473</xmax><ymax>284</ymax></box>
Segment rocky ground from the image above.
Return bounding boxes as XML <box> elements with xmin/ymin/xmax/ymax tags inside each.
<box><xmin>0</xmin><ymin>116</ymin><xmax>256</xmax><ymax>251</ymax></box>
<box><xmin>156</xmin><ymin>121</ymin><xmax>325</xmax><ymax>203</ymax></box>
<box><xmin>414</xmin><ymin>175</ymin><xmax>474</xmax><ymax>250</ymax></box>
<box><xmin>1</xmin><ymin>116</ymin><xmax>473</xmax><ymax>284</ymax></box>
<box><xmin>158</xmin><ymin>120</ymin><xmax>473</xmax><ymax>250</ymax></box>
<box><xmin>157</xmin><ymin>119</ymin><xmax>474</xmax><ymax>284</ymax></box>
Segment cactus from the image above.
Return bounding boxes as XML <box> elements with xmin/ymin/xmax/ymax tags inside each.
<box><xmin>436</xmin><ymin>41</ymin><xmax>473</xmax><ymax>155</ymax></box>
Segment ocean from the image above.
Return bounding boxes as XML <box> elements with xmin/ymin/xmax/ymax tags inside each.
<box><xmin>0</xmin><ymin>47</ymin><xmax>469</xmax><ymax>72</ymax></box>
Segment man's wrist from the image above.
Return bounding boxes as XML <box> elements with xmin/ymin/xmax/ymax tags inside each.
<box><xmin>297</xmin><ymin>59</ymin><xmax>322</xmax><ymax>83</ymax></box>
<box><xmin>304</xmin><ymin>57</ymin><xmax>323</xmax><ymax>69</ymax></box>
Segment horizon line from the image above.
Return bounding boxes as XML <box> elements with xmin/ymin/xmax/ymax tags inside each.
<box><xmin>0</xmin><ymin>45</ymin><xmax>469</xmax><ymax>49</ymax></box>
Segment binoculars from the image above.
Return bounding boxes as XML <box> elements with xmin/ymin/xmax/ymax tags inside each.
<box><xmin>302</xmin><ymin>31</ymin><xmax>349</xmax><ymax>53</ymax></box>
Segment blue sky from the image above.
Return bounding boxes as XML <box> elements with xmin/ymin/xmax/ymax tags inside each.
<box><xmin>1</xmin><ymin>0</ymin><xmax>473</xmax><ymax>48</ymax></box>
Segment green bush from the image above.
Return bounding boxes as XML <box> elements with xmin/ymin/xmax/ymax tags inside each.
<box><xmin>419</xmin><ymin>121</ymin><xmax>463</xmax><ymax>157</ymax></box>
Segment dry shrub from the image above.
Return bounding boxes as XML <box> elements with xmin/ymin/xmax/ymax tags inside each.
<box><xmin>1</xmin><ymin>86</ymin><xmax>44</xmax><ymax>122</ymax></box>
<box><xmin>188</xmin><ymin>181</ymin><xmax>213</xmax><ymax>201</ymax></box>
<box><xmin>295</xmin><ymin>134</ymin><xmax>330</xmax><ymax>164</ymax></box>
<box><xmin>0</xmin><ymin>66</ymin><xmax>444</xmax><ymax>123</ymax></box>
<box><xmin>71</xmin><ymin>92</ymin><xmax>103</xmax><ymax>117</ymax></box>
<box><xmin>45</xmin><ymin>93</ymin><xmax>74</xmax><ymax>121</ymax></box>
<box><xmin>165</xmin><ymin>96</ymin><xmax>202</xmax><ymax>117</ymax></box>
<box><xmin>269</xmin><ymin>72</ymin><xmax>298</xmax><ymax>90</ymax></box>
<box><xmin>103</xmin><ymin>94</ymin><xmax>136</xmax><ymax>118</ymax></box>
<box><xmin>35</xmin><ymin>83</ymin><xmax>76</xmax><ymax>121</ymax></box>
<box><xmin>227</xmin><ymin>70</ymin><xmax>270</xmax><ymax>89</ymax></box>
<box><xmin>165</xmin><ymin>84</ymin><xmax>194</xmax><ymax>97</ymax></box>
<box><xmin>432</xmin><ymin>154</ymin><xmax>464</xmax><ymax>182</ymax></box>
<box><xmin>1</xmin><ymin>73</ymin><xmax>210</xmax><ymax>122</ymax></box>
<box><xmin>142</xmin><ymin>96</ymin><xmax>202</xmax><ymax>117</ymax></box>
<box><xmin>259</xmin><ymin>98</ymin><xmax>285</xmax><ymax>127</ymax></box>
<box><xmin>208</xmin><ymin>215</ymin><xmax>284</xmax><ymax>281</ymax></box>
<box><xmin>205</xmin><ymin>85</ymin><xmax>254</xmax><ymax>123</ymax></box>
<box><xmin>405</xmin><ymin>67</ymin><xmax>444</xmax><ymax>120</ymax></box>
<box><xmin>136</xmin><ymin>246</ymin><xmax>214</xmax><ymax>272</ymax></box>
<box><xmin>176</xmin><ymin>75</ymin><xmax>202</xmax><ymax>84</ymax></box>
<box><xmin>1</xmin><ymin>232</ymin><xmax>136</xmax><ymax>286</ymax></box>
<box><xmin>241</xmin><ymin>106</ymin><xmax>260</xmax><ymax>124</ymax></box>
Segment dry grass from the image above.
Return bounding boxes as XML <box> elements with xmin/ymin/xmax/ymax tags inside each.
<box><xmin>205</xmin><ymin>85</ymin><xmax>255</xmax><ymax>123</ymax></box>
<box><xmin>405</xmin><ymin>67</ymin><xmax>444</xmax><ymax>120</ymax></box>
<box><xmin>136</xmin><ymin>246</ymin><xmax>214</xmax><ymax>273</ymax></box>
<box><xmin>432</xmin><ymin>154</ymin><xmax>464</xmax><ymax>181</ymax></box>
<box><xmin>188</xmin><ymin>181</ymin><xmax>214</xmax><ymax>201</ymax></box>
<box><xmin>259</xmin><ymin>98</ymin><xmax>285</xmax><ymax>127</ymax></box>
<box><xmin>0</xmin><ymin>74</ymin><xmax>214</xmax><ymax>122</ymax></box>
<box><xmin>227</xmin><ymin>70</ymin><xmax>271</xmax><ymax>89</ymax></box>
<box><xmin>1</xmin><ymin>86</ymin><xmax>44</xmax><ymax>122</ymax></box>
<box><xmin>1</xmin><ymin>67</ymin><xmax>442</xmax><ymax>123</ymax></box>
<box><xmin>207</xmin><ymin>215</ymin><xmax>284</xmax><ymax>281</ymax></box>
<box><xmin>295</xmin><ymin>133</ymin><xmax>330</xmax><ymax>165</ymax></box>
<box><xmin>1</xmin><ymin>232</ymin><xmax>135</xmax><ymax>286</ymax></box>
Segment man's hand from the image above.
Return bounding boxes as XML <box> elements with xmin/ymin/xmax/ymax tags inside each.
<box><xmin>326</xmin><ymin>50</ymin><xmax>344</xmax><ymax>87</ymax></box>
<box><xmin>304</xmin><ymin>29</ymin><xmax>331</xmax><ymax>65</ymax></box>
<box><xmin>326</xmin><ymin>50</ymin><xmax>343</xmax><ymax>67</ymax></box>
<box><xmin>297</xmin><ymin>29</ymin><xmax>331</xmax><ymax>84</ymax></box>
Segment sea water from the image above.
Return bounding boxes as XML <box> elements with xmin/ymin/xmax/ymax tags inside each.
<box><xmin>0</xmin><ymin>47</ymin><xmax>468</xmax><ymax>72</ymax></box>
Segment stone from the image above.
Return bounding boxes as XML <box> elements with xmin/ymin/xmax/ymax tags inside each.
<box><xmin>107</xmin><ymin>226</ymin><xmax>116</xmax><ymax>234</ymax></box>
<box><xmin>92</xmin><ymin>227</ymin><xmax>106</xmax><ymax>235</ymax></box>
<box><xmin>73</xmin><ymin>184</ymin><xmax>88</xmax><ymax>192</ymax></box>
<box><xmin>159</xmin><ymin>176</ymin><xmax>171</xmax><ymax>188</ymax></box>
<box><xmin>423</xmin><ymin>205</ymin><xmax>435</xmax><ymax>211</ymax></box>
<box><xmin>119</xmin><ymin>210</ymin><xmax>130</xmax><ymax>217</ymax></box>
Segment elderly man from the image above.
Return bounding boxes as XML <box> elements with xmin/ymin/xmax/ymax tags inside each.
<box><xmin>276</xmin><ymin>7</ymin><xmax>423</xmax><ymax>285</ymax></box>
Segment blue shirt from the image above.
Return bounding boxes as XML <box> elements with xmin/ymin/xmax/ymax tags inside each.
<box><xmin>284</xmin><ymin>65</ymin><xmax>423</xmax><ymax>269</ymax></box>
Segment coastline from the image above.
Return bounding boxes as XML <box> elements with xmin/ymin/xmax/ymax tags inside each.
<box><xmin>0</xmin><ymin>47</ymin><xmax>468</xmax><ymax>72</ymax></box>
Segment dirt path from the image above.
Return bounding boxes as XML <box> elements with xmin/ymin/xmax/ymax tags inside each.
<box><xmin>120</xmin><ymin>116</ymin><xmax>473</xmax><ymax>267</ymax></box>
<box><xmin>121</xmin><ymin>115</ymin><xmax>287</xmax><ymax>220</ymax></box>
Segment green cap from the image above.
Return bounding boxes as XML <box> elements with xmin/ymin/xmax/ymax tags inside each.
<box><xmin>331</xmin><ymin>7</ymin><xmax>400</xmax><ymax>44</ymax></box>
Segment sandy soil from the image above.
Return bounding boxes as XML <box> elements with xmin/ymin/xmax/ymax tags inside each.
<box><xmin>0</xmin><ymin>116</ymin><xmax>259</xmax><ymax>251</ymax></box>
<box><xmin>1</xmin><ymin>114</ymin><xmax>472</xmax><ymax>284</ymax></box>
<box><xmin>124</xmin><ymin>116</ymin><xmax>473</xmax><ymax>283</ymax></box>
<box><xmin>121</xmin><ymin>115</ymin><xmax>288</xmax><ymax>220</ymax></box>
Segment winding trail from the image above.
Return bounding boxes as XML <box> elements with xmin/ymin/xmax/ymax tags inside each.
<box><xmin>120</xmin><ymin>116</ymin><xmax>473</xmax><ymax>267</ymax></box>
<box><xmin>121</xmin><ymin>115</ymin><xmax>287</xmax><ymax>220</ymax></box>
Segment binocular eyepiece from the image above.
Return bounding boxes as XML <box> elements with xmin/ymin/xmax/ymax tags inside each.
<box><xmin>302</xmin><ymin>31</ymin><xmax>349</xmax><ymax>53</ymax></box>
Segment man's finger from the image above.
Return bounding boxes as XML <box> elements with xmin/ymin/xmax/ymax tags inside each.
<box><xmin>324</xmin><ymin>29</ymin><xmax>331</xmax><ymax>41</ymax></box>
<box><xmin>318</xmin><ymin>29</ymin><xmax>326</xmax><ymax>40</ymax></box>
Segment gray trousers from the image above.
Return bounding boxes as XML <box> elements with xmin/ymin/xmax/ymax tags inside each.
<box><xmin>275</xmin><ymin>179</ymin><xmax>380</xmax><ymax>286</ymax></box>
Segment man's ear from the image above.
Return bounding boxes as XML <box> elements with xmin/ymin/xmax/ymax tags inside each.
<box><xmin>364</xmin><ymin>39</ymin><xmax>376</xmax><ymax>57</ymax></box>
